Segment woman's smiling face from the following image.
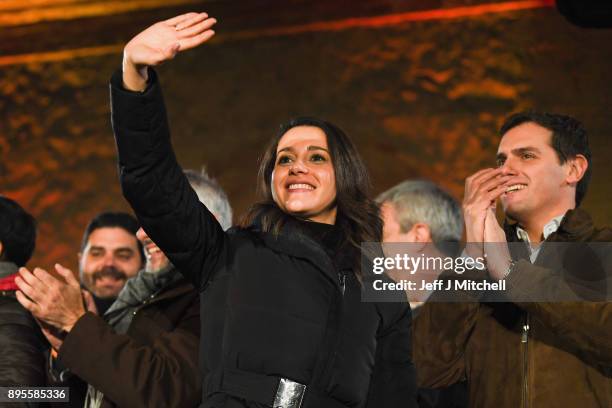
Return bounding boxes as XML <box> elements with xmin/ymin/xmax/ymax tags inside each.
<box><xmin>271</xmin><ymin>125</ymin><xmax>337</xmax><ymax>224</ymax></box>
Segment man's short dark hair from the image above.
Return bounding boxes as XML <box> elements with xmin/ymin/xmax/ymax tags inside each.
<box><xmin>0</xmin><ymin>196</ymin><xmax>37</xmax><ymax>267</ymax></box>
<box><xmin>81</xmin><ymin>212</ymin><xmax>144</xmax><ymax>262</ymax></box>
<box><xmin>500</xmin><ymin>111</ymin><xmax>592</xmax><ymax>206</ymax></box>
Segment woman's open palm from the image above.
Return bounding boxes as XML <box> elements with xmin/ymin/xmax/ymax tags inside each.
<box><xmin>124</xmin><ymin>12</ymin><xmax>217</xmax><ymax>68</ymax></box>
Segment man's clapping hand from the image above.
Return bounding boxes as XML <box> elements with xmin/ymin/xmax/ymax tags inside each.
<box><xmin>15</xmin><ymin>264</ymin><xmax>87</xmax><ymax>333</ymax></box>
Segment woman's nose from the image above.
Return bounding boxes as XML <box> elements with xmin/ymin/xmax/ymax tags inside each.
<box><xmin>289</xmin><ymin>160</ymin><xmax>308</xmax><ymax>175</ymax></box>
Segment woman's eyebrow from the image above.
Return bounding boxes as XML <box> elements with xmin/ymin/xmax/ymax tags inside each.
<box><xmin>277</xmin><ymin>145</ymin><xmax>329</xmax><ymax>153</ymax></box>
<box><xmin>307</xmin><ymin>145</ymin><xmax>329</xmax><ymax>152</ymax></box>
<box><xmin>277</xmin><ymin>146</ymin><xmax>294</xmax><ymax>154</ymax></box>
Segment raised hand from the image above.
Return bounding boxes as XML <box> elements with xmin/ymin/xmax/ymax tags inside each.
<box><xmin>463</xmin><ymin>168</ymin><xmax>510</xmax><ymax>258</ymax></box>
<box><xmin>15</xmin><ymin>263</ymin><xmax>87</xmax><ymax>333</ymax></box>
<box><xmin>123</xmin><ymin>12</ymin><xmax>217</xmax><ymax>91</ymax></box>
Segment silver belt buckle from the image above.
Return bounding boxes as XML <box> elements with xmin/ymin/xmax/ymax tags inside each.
<box><xmin>273</xmin><ymin>378</ymin><xmax>306</xmax><ymax>408</ymax></box>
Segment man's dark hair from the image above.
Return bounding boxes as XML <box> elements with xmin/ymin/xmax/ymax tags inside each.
<box><xmin>0</xmin><ymin>196</ymin><xmax>37</xmax><ymax>267</ymax></box>
<box><xmin>81</xmin><ymin>212</ymin><xmax>144</xmax><ymax>263</ymax></box>
<box><xmin>500</xmin><ymin>111</ymin><xmax>592</xmax><ymax>206</ymax></box>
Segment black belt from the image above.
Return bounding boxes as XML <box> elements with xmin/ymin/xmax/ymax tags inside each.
<box><xmin>206</xmin><ymin>368</ymin><xmax>347</xmax><ymax>408</ymax></box>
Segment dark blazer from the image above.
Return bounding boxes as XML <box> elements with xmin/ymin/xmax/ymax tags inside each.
<box><xmin>110</xmin><ymin>68</ymin><xmax>417</xmax><ymax>408</ymax></box>
<box><xmin>55</xmin><ymin>278</ymin><xmax>201</xmax><ymax>408</ymax></box>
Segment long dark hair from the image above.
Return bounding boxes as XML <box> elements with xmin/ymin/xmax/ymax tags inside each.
<box><xmin>241</xmin><ymin>117</ymin><xmax>382</xmax><ymax>276</ymax></box>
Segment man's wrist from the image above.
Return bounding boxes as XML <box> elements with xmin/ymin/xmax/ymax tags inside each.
<box><xmin>500</xmin><ymin>259</ymin><xmax>517</xmax><ymax>281</ymax></box>
<box><xmin>62</xmin><ymin>310</ymin><xmax>85</xmax><ymax>332</ymax></box>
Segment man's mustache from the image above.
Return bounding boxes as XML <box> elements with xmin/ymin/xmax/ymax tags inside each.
<box><xmin>92</xmin><ymin>266</ymin><xmax>127</xmax><ymax>282</ymax></box>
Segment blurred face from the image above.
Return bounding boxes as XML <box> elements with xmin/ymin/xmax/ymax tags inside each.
<box><xmin>381</xmin><ymin>201</ymin><xmax>433</xmax><ymax>244</ymax></box>
<box><xmin>79</xmin><ymin>227</ymin><xmax>142</xmax><ymax>299</ymax></box>
<box><xmin>271</xmin><ymin>126</ymin><xmax>337</xmax><ymax>224</ymax></box>
<box><xmin>381</xmin><ymin>202</ymin><xmax>410</xmax><ymax>243</ymax></box>
<box><xmin>497</xmin><ymin>122</ymin><xmax>574</xmax><ymax>223</ymax></box>
<box><xmin>380</xmin><ymin>201</ymin><xmax>437</xmax><ymax>307</ymax></box>
<box><xmin>136</xmin><ymin>227</ymin><xmax>170</xmax><ymax>273</ymax></box>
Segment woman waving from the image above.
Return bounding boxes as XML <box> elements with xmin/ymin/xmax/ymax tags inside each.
<box><xmin>112</xmin><ymin>12</ymin><xmax>416</xmax><ymax>408</ymax></box>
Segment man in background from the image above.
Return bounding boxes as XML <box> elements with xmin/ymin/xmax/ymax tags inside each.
<box><xmin>78</xmin><ymin>212</ymin><xmax>144</xmax><ymax>314</ymax></box>
<box><xmin>0</xmin><ymin>196</ymin><xmax>48</xmax><ymax>392</ymax></box>
<box><xmin>377</xmin><ymin>180</ymin><xmax>467</xmax><ymax>408</ymax></box>
<box><xmin>377</xmin><ymin>180</ymin><xmax>463</xmax><ymax>308</ymax></box>
<box><xmin>16</xmin><ymin>168</ymin><xmax>232</xmax><ymax>407</ymax></box>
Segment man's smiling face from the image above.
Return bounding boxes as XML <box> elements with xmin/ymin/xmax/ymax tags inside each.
<box><xmin>496</xmin><ymin>122</ymin><xmax>573</xmax><ymax>223</ymax></box>
<box><xmin>79</xmin><ymin>227</ymin><xmax>142</xmax><ymax>298</ymax></box>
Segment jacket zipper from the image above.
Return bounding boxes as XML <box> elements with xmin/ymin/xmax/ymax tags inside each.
<box><xmin>318</xmin><ymin>271</ymin><xmax>345</xmax><ymax>391</ymax></box>
<box><xmin>521</xmin><ymin>313</ymin><xmax>530</xmax><ymax>408</ymax></box>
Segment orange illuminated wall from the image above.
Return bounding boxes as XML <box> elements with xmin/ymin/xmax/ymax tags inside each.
<box><xmin>2</xmin><ymin>0</ymin><xmax>612</xmax><ymax>272</ymax></box>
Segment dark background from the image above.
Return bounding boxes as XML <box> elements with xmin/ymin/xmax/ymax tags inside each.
<box><xmin>1</xmin><ymin>0</ymin><xmax>611</xmax><ymax>271</ymax></box>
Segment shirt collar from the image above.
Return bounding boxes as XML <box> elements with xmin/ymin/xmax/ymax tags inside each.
<box><xmin>516</xmin><ymin>215</ymin><xmax>565</xmax><ymax>243</ymax></box>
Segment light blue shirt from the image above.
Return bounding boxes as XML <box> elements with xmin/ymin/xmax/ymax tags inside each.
<box><xmin>516</xmin><ymin>215</ymin><xmax>565</xmax><ymax>263</ymax></box>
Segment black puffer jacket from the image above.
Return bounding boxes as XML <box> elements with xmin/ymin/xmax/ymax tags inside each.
<box><xmin>0</xmin><ymin>295</ymin><xmax>48</xmax><ymax>386</ymax></box>
<box><xmin>0</xmin><ymin>263</ymin><xmax>48</xmax><ymax>408</ymax></box>
<box><xmin>111</xmin><ymin>69</ymin><xmax>417</xmax><ymax>408</ymax></box>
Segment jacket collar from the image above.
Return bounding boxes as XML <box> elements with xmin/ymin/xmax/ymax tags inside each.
<box><xmin>504</xmin><ymin>208</ymin><xmax>595</xmax><ymax>244</ymax></box>
<box><xmin>552</xmin><ymin>208</ymin><xmax>595</xmax><ymax>242</ymax></box>
<box><xmin>515</xmin><ymin>215</ymin><xmax>564</xmax><ymax>243</ymax></box>
<box><xmin>245</xmin><ymin>218</ymin><xmax>342</xmax><ymax>291</ymax></box>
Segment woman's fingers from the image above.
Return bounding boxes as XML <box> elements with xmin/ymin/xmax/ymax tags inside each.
<box><xmin>175</xmin><ymin>12</ymin><xmax>209</xmax><ymax>31</ymax></box>
<box><xmin>164</xmin><ymin>12</ymin><xmax>201</xmax><ymax>27</ymax></box>
<box><xmin>177</xmin><ymin>17</ymin><xmax>217</xmax><ymax>39</ymax></box>
<box><xmin>179</xmin><ymin>29</ymin><xmax>216</xmax><ymax>51</ymax></box>
<box><xmin>159</xmin><ymin>43</ymin><xmax>180</xmax><ymax>62</ymax></box>
<box><xmin>123</xmin><ymin>11</ymin><xmax>215</xmax><ymax>79</ymax></box>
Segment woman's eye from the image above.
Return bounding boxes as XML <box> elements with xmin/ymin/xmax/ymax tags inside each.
<box><xmin>277</xmin><ymin>156</ymin><xmax>292</xmax><ymax>165</ymax></box>
<box><xmin>496</xmin><ymin>158</ymin><xmax>505</xmax><ymax>167</ymax></box>
<box><xmin>522</xmin><ymin>153</ymin><xmax>535</xmax><ymax>160</ymax></box>
<box><xmin>310</xmin><ymin>154</ymin><xmax>326</xmax><ymax>162</ymax></box>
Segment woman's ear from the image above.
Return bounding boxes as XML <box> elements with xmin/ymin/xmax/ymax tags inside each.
<box><xmin>565</xmin><ymin>154</ymin><xmax>588</xmax><ymax>185</ymax></box>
